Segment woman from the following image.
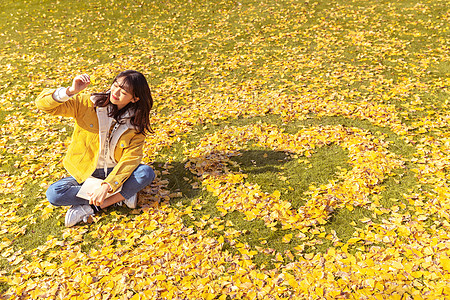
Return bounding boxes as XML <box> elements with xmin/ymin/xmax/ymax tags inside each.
<box><xmin>36</xmin><ymin>70</ymin><xmax>155</xmax><ymax>227</ymax></box>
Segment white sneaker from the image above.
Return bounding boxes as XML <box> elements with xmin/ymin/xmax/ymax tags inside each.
<box><xmin>123</xmin><ymin>194</ymin><xmax>138</xmax><ymax>209</ymax></box>
<box><xmin>65</xmin><ymin>205</ymin><xmax>94</xmax><ymax>227</ymax></box>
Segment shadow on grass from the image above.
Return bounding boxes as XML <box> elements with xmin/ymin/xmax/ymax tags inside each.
<box><xmin>157</xmin><ymin>146</ymin><xmax>359</xmax><ymax>263</ymax></box>
<box><xmin>231</xmin><ymin>149</ymin><xmax>293</xmax><ymax>174</ymax></box>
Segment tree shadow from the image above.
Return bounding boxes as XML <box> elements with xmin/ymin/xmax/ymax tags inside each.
<box><xmin>229</xmin><ymin>149</ymin><xmax>294</xmax><ymax>174</ymax></box>
<box><xmin>146</xmin><ymin>149</ymin><xmax>295</xmax><ymax>207</ymax></box>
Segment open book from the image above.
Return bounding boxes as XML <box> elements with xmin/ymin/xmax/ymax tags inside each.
<box><xmin>76</xmin><ymin>177</ymin><xmax>122</xmax><ymax>200</ymax></box>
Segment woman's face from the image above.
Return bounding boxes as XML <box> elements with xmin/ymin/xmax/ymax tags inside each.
<box><xmin>109</xmin><ymin>77</ymin><xmax>138</xmax><ymax>110</ymax></box>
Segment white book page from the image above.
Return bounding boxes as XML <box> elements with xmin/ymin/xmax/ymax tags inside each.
<box><xmin>76</xmin><ymin>177</ymin><xmax>122</xmax><ymax>200</ymax></box>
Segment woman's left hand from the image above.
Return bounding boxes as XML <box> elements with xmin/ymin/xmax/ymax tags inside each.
<box><xmin>88</xmin><ymin>183</ymin><xmax>110</xmax><ymax>207</ymax></box>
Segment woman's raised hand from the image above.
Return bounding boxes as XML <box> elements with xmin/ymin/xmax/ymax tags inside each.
<box><xmin>67</xmin><ymin>74</ymin><xmax>90</xmax><ymax>96</ymax></box>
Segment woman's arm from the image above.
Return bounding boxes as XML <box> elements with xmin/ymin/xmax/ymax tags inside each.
<box><xmin>104</xmin><ymin>133</ymin><xmax>146</xmax><ymax>193</ymax></box>
<box><xmin>35</xmin><ymin>74</ymin><xmax>91</xmax><ymax>117</ymax></box>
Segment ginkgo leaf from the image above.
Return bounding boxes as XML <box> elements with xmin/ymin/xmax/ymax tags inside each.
<box><xmin>282</xmin><ymin>234</ymin><xmax>293</xmax><ymax>243</ymax></box>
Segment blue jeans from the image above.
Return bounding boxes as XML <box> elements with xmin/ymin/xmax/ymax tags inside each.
<box><xmin>46</xmin><ymin>164</ymin><xmax>155</xmax><ymax>206</ymax></box>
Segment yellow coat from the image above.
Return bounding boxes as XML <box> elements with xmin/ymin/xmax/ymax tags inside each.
<box><xmin>36</xmin><ymin>89</ymin><xmax>145</xmax><ymax>193</ymax></box>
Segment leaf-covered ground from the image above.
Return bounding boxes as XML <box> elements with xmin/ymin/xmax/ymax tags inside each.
<box><xmin>0</xmin><ymin>0</ymin><xmax>449</xmax><ymax>299</ymax></box>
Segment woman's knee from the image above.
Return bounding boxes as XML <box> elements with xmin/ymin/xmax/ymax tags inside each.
<box><xmin>135</xmin><ymin>164</ymin><xmax>156</xmax><ymax>184</ymax></box>
<box><xmin>46</xmin><ymin>184</ymin><xmax>63</xmax><ymax>206</ymax></box>
<box><xmin>45</xmin><ymin>177</ymin><xmax>78</xmax><ymax>206</ymax></box>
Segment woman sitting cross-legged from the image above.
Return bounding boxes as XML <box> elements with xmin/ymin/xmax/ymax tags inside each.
<box><xmin>36</xmin><ymin>70</ymin><xmax>155</xmax><ymax>227</ymax></box>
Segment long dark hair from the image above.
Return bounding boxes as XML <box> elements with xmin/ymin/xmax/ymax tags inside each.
<box><xmin>92</xmin><ymin>70</ymin><xmax>153</xmax><ymax>135</ymax></box>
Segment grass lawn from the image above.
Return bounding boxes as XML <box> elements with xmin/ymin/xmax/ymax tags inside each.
<box><xmin>0</xmin><ymin>0</ymin><xmax>449</xmax><ymax>298</ymax></box>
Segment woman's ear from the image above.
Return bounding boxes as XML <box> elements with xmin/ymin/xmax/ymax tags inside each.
<box><xmin>133</xmin><ymin>97</ymin><xmax>140</xmax><ymax>103</ymax></box>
